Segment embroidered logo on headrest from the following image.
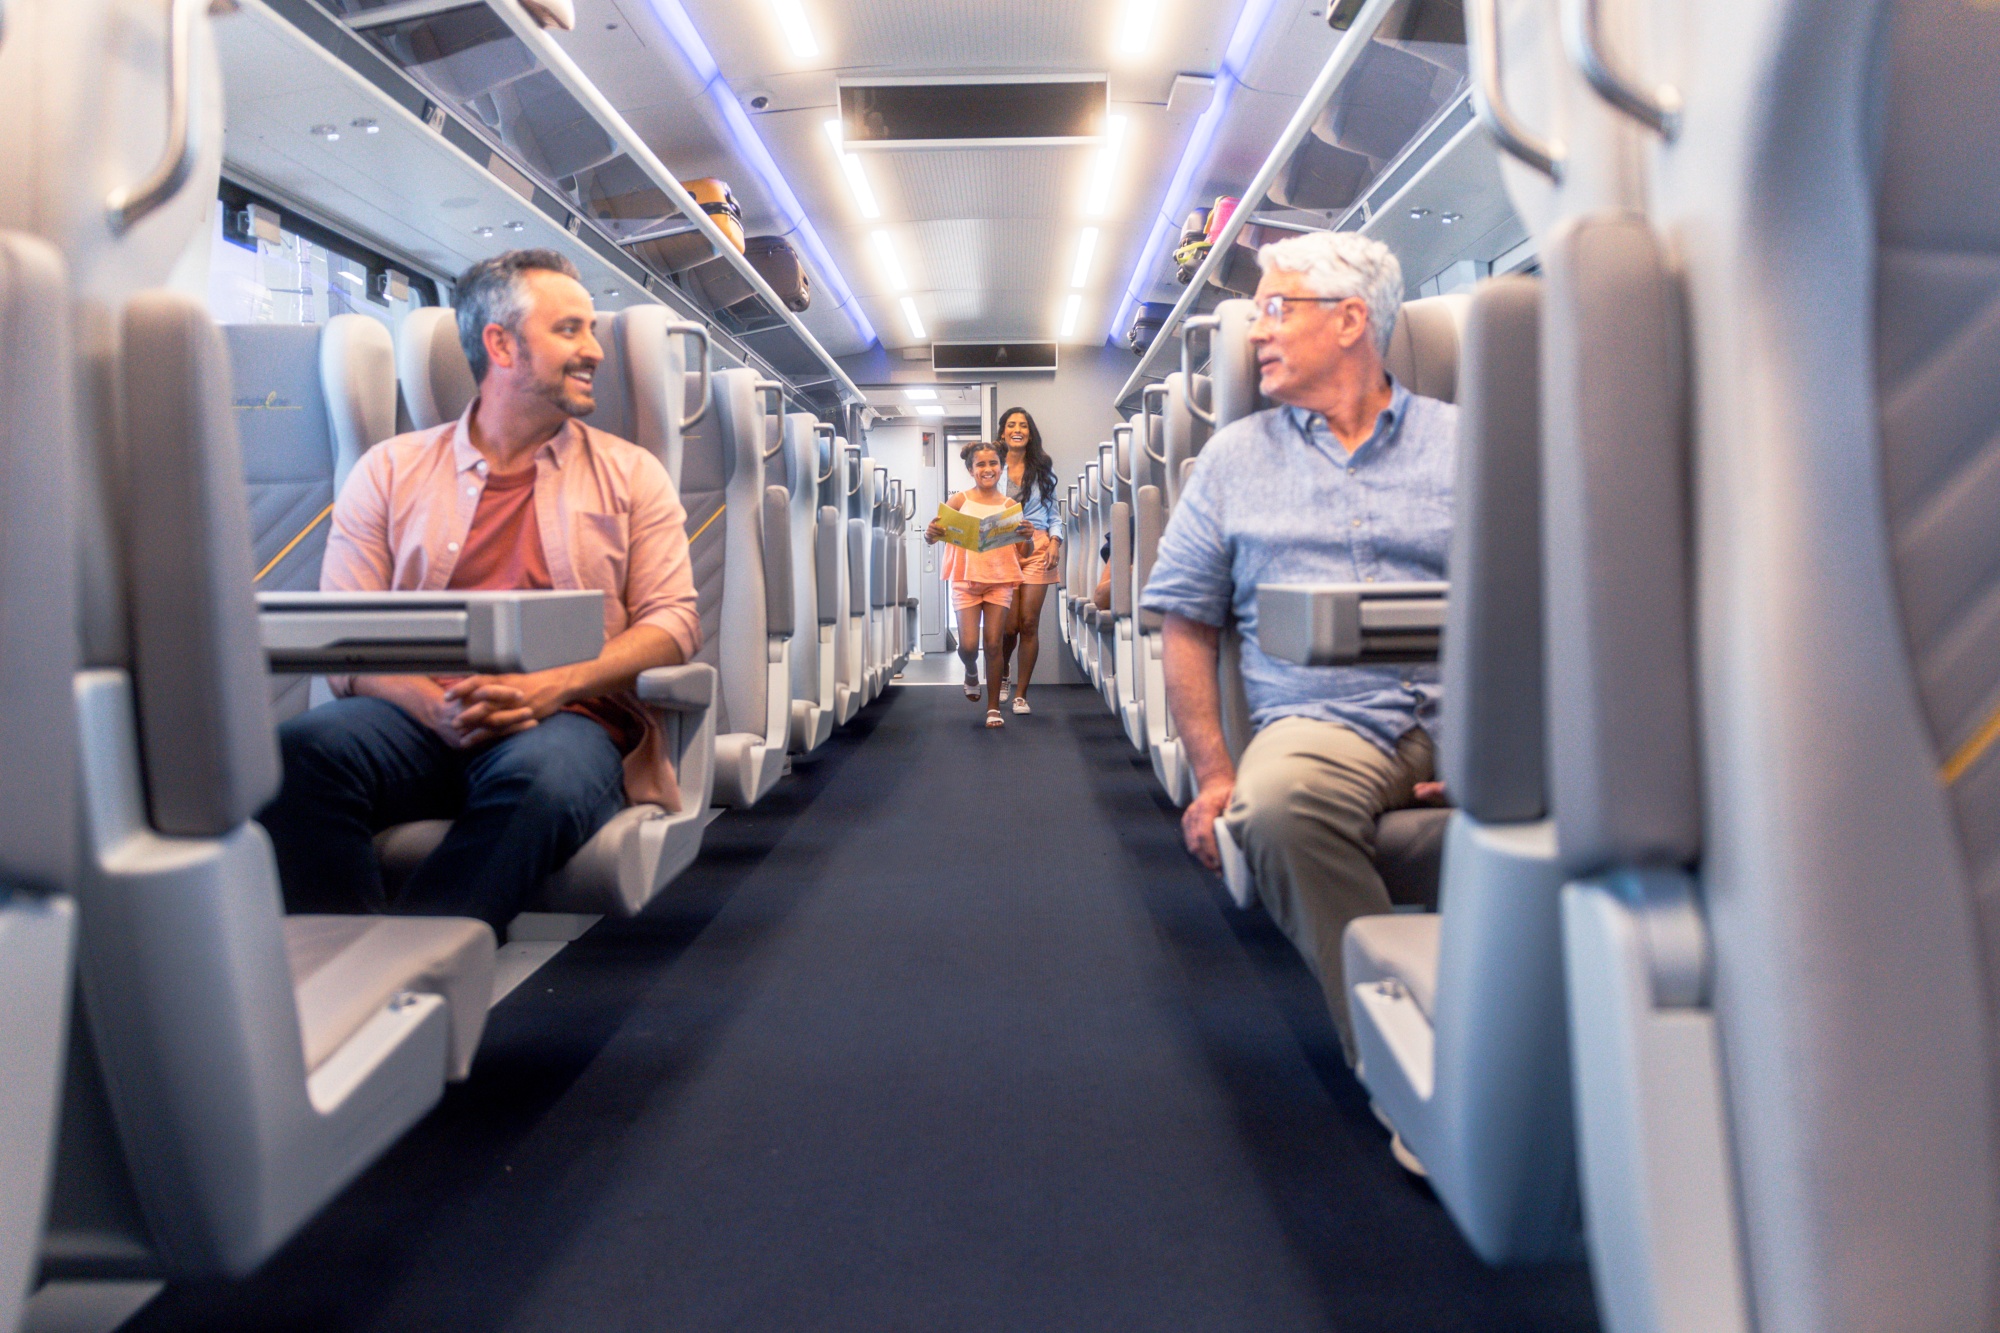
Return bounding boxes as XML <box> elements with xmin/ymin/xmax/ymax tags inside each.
<box><xmin>233</xmin><ymin>391</ymin><xmax>304</xmax><ymax>410</ymax></box>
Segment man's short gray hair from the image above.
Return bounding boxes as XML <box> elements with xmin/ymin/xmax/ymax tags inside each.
<box><xmin>1256</xmin><ymin>232</ymin><xmax>1404</xmax><ymax>358</ymax></box>
<box><xmin>454</xmin><ymin>249</ymin><xmax>583</xmax><ymax>382</ymax></box>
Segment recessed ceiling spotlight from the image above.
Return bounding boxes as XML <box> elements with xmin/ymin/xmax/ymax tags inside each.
<box><xmin>1408</xmin><ymin>207</ymin><xmax>1431</xmax><ymax>219</ymax></box>
<box><xmin>606</xmin><ymin>289</ymin><xmax>622</xmax><ymax>297</ymax></box>
<box><xmin>310</xmin><ymin>123</ymin><xmax>340</xmax><ymax>140</ymax></box>
<box><xmin>475</xmin><ymin>226</ymin><xmax>495</xmax><ymax>238</ymax></box>
<box><xmin>505</xmin><ymin>221</ymin><xmax>525</xmax><ymax>231</ymax></box>
<box><xmin>1440</xmin><ymin>211</ymin><xmax>1462</xmax><ymax>225</ymax></box>
<box><xmin>350</xmin><ymin>118</ymin><xmax>379</xmax><ymax>134</ymax></box>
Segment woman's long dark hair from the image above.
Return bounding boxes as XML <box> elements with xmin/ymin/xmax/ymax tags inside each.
<box><xmin>998</xmin><ymin>407</ymin><xmax>1056</xmax><ymax>510</ymax></box>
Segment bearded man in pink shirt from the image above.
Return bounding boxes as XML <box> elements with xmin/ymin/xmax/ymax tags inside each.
<box><xmin>258</xmin><ymin>250</ymin><xmax>701</xmax><ymax>930</ymax></box>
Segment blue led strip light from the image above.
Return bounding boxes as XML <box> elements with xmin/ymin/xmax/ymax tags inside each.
<box><xmin>1111</xmin><ymin>0</ymin><xmax>1282</xmax><ymax>340</ymax></box>
<box><xmin>645</xmin><ymin>0</ymin><xmax>878</xmax><ymax>346</ymax></box>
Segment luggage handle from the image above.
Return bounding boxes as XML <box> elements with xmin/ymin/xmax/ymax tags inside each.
<box><xmin>665</xmin><ymin>321</ymin><xmax>712</xmax><ymax>430</ymax></box>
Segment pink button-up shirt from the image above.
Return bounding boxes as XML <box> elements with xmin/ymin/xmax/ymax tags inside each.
<box><xmin>321</xmin><ymin>404</ymin><xmax>702</xmax><ymax>810</ymax></box>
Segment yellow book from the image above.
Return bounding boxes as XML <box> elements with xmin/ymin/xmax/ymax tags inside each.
<box><xmin>933</xmin><ymin>501</ymin><xmax>1023</xmax><ymax>553</ymax></box>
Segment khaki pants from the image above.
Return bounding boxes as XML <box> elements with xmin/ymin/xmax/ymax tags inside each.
<box><xmin>1224</xmin><ymin>718</ymin><xmax>1434</xmax><ymax>1061</ymax></box>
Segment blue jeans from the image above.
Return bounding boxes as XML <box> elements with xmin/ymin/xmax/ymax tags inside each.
<box><xmin>259</xmin><ymin>696</ymin><xmax>625</xmax><ymax>929</ymax></box>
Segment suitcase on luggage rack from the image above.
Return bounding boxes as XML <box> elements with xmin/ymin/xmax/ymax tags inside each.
<box><xmin>1127</xmin><ymin>301</ymin><xmax>1175</xmax><ymax>354</ymax></box>
<box><xmin>691</xmin><ymin>234</ymin><xmax>813</xmax><ymax>315</ymax></box>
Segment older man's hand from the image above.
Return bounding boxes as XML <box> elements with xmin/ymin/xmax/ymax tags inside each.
<box><xmin>1182</xmin><ymin>778</ymin><xmax>1234</xmax><ymax>871</ymax></box>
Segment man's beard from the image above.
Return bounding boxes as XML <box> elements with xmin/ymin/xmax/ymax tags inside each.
<box><xmin>532</xmin><ymin>358</ymin><xmax>597</xmax><ymax>417</ymax></box>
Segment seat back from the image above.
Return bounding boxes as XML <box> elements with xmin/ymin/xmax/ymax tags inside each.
<box><xmin>698</xmin><ymin>369</ymin><xmax>775</xmax><ymax>739</ymax></box>
<box><xmin>226</xmin><ymin>317</ymin><xmax>397</xmax><ymax>717</ymax></box>
<box><xmin>1162</xmin><ymin>371</ymin><xmax>1211</xmax><ymax>510</ymax></box>
<box><xmin>1589</xmin><ymin>0</ymin><xmax>2000</xmax><ymax>1327</ymax></box>
<box><xmin>396</xmin><ymin>307</ymin><xmax>477</xmax><ymax>430</ymax></box>
<box><xmin>784</xmin><ymin>413</ymin><xmax>821</xmax><ymax>714</ymax></box>
<box><xmin>0</xmin><ymin>232</ymin><xmax>81</xmax><ymax>1333</ymax></box>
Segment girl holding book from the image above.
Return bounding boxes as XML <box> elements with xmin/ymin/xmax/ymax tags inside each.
<box><xmin>925</xmin><ymin>440</ymin><xmax>1030</xmax><ymax>727</ymax></box>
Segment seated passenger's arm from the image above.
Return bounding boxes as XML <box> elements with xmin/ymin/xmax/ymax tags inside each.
<box><xmin>1163</xmin><ymin>613</ymin><xmax>1234</xmax><ymax>870</ymax></box>
<box><xmin>445</xmin><ymin>457</ymin><xmax>695</xmax><ymax>738</ymax></box>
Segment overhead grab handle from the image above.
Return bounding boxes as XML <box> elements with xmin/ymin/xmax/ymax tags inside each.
<box><xmin>845</xmin><ymin>443</ymin><xmax>863</xmax><ymax>496</ymax></box>
<box><xmin>1140</xmin><ymin>384</ymin><xmax>1170</xmax><ymax>465</ymax></box>
<box><xmin>1180</xmin><ymin>316</ymin><xmax>1221</xmax><ymax>425</ymax></box>
<box><xmin>1111</xmin><ymin>424</ymin><xmax>1135</xmax><ymax>486</ymax></box>
<box><xmin>1564</xmin><ymin>0</ymin><xmax>1680</xmax><ymax>138</ymax></box>
<box><xmin>667</xmin><ymin>321</ymin><xmax>713</xmax><ymax>429</ymax></box>
<box><xmin>754</xmin><ymin>380</ymin><xmax>786</xmax><ymax>462</ymax></box>
<box><xmin>1470</xmin><ymin>0</ymin><xmax>1567</xmax><ymax>182</ymax></box>
<box><xmin>107</xmin><ymin>0</ymin><xmax>205</xmax><ymax>233</ymax></box>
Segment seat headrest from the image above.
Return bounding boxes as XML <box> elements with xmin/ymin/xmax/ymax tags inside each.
<box><xmin>1212</xmin><ymin>298</ymin><xmax>1262</xmax><ymax>427</ymax></box>
<box><xmin>319</xmin><ymin>316</ymin><xmax>397</xmax><ymax>491</ymax></box>
<box><xmin>1385</xmin><ymin>294</ymin><xmax>1472</xmax><ymax>403</ymax></box>
<box><xmin>397</xmin><ymin>306</ymin><xmax>476</xmax><ymax>430</ymax></box>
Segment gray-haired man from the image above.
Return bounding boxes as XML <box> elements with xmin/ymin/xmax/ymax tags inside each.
<box><xmin>1141</xmin><ymin>232</ymin><xmax>1454</xmax><ymax>1058</ymax></box>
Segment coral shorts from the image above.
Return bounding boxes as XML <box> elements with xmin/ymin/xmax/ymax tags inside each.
<box><xmin>951</xmin><ymin>580</ymin><xmax>1019</xmax><ymax>611</ymax></box>
<box><xmin>1017</xmin><ymin>530</ymin><xmax>1063</xmax><ymax>585</ymax></box>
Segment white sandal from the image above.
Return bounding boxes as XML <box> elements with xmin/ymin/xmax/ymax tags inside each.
<box><xmin>985</xmin><ymin>709</ymin><xmax>1005</xmax><ymax>728</ymax></box>
<box><xmin>1012</xmin><ymin>696</ymin><xmax>1031</xmax><ymax>714</ymax></box>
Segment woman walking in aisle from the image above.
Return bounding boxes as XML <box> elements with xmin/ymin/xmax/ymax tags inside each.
<box><xmin>926</xmin><ymin>441</ymin><xmax>1029</xmax><ymax>728</ymax></box>
<box><xmin>995</xmin><ymin>407</ymin><xmax>1061</xmax><ymax>714</ymax></box>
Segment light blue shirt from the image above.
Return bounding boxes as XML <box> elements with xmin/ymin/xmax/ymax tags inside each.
<box><xmin>1139</xmin><ymin>381</ymin><xmax>1457</xmax><ymax>754</ymax></box>
<box><xmin>1018</xmin><ymin>482</ymin><xmax>1066</xmax><ymax>545</ymax></box>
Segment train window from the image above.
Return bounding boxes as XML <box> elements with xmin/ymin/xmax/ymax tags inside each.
<box><xmin>204</xmin><ymin>184</ymin><xmax>440</xmax><ymax>331</ymax></box>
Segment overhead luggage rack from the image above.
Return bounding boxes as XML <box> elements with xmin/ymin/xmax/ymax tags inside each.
<box><xmin>260</xmin><ymin>0</ymin><xmax>863</xmax><ymax>409</ymax></box>
<box><xmin>1115</xmin><ymin>0</ymin><xmax>1528</xmax><ymax>409</ymax></box>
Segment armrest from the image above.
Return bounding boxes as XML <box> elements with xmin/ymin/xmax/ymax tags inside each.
<box><xmin>637</xmin><ymin>662</ymin><xmax>717</xmax><ymax>712</ymax></box>
<box><xmin>1255</xmin><ymin>582</ymin><xmax>1447</xmax><ymax>666</ymax></box>
<box><xmin>816</xmin><ymin>506</ymin><xmax>841</xmax><ymax>625</ymax></box>
<box><xmin>763</xmin><ymin>485</ymin><xmax>794</xmax><ymax>638</ymax></box>
<box><xmin>258</xmin><ymin>590</ymin><xmax>605</xmax><ymax>674</ymax></box>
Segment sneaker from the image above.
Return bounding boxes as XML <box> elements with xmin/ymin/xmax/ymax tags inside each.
<box><xmin>1388</xmin><ymin>1132</ymin><xmax>1428</xmax><ymax>1179</ymax></box>
<box><xmin>998</xmin><ymin>676</ymin><xmax>1012</xmax><ymax>701</ymax></box>
<box><xmin>963</xmin><ymin>671</ymin><xmax>980</xmax><ymax>701</ymax></box>
<box><xmin>1012</xmin><ymin>696</ymin><xmax>1031</xmax><ymax>714</ymax></box>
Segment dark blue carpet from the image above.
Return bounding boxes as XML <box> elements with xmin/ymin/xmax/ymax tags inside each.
<box><xmin>126</xmin><ymin>684</ymin><xmax>1599</xmax><ymax>1332</ymax></box>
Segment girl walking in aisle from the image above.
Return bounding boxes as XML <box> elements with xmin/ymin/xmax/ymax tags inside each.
<box><xmin>926</xmin><ymin>441</ymin><xmax>1030</xmax><ymax>728</ymax></box>
<box><xmin>995</xmin><ymin>407</ymin><xmax>1061</xmax><ymax>714</ymax></box>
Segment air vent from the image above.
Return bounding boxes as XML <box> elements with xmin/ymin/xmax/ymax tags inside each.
<box><xmin>933</xmin><ymin>342</ymin><xmax>1059</xmax><ymax>374</ymax></box>
<box><xmin>840</xmin><ymin>78</ymin><xmax>1108</xmax><ymax>148</ymax></box>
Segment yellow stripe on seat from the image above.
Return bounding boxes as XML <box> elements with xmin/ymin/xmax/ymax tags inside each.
<box><xmin>687</xmin><ymin>504</ymin><xmax>725</xmax><ymax>544</ymax></box>
<box><xmin>1942</xmin><ymin>699</ymin><xmax>2000</xmax><ymax>787</ymax></box>
<box><xmin>255</xmin><ymin>502</ymin><xmax>335</xmax><ymax>583</ymax></box>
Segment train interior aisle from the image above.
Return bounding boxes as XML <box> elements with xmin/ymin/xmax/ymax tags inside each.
<box><xmin>112</xmin><ymin>686</ymin><xmax>1595</xmax><ymax>1332</ymax></box>
<box><xmin>5</xmin><ymin>0</ymin><xmax>1998</xmax><ymax>1331</ymax></box>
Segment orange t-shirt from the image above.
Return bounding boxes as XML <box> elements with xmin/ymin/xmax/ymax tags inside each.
<box><xmin>446</xmin><ymin>466</ymin><xmax>646</xmax><ymax>754</ymax></box>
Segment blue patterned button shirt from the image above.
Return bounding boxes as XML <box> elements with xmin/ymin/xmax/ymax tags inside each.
<box><xmin>1139</xmin><ymin>381</ymin><xmax>1457</xmax><ymax>754</ymax></box>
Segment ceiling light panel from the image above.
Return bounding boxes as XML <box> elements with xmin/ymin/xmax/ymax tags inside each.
<box><xmin>900</xmin><ymin>296</ymin><xmax>927</xmax><ymax>341</ymax></box>
<box><xmin>769</xmin><ymin>0</ymin><xmax>820</xmax><ymax>59</ymax></box>
<box><xmin>904</xmin><ymin>389</ymin><xmax>938</xmax><ymax>401</ymax></box>
<box><xmin>915</xmin><ymin>405</ymin><xmax>946</xmax><ymax>417</ymax></box>
<box><xmin>1070</xmin><ymin>227</ymin><xmax>1099</xmax><ymax>288</ymax></box>
<box><xmin>871</xmin><ymin>230</ymin><xmax>909</xmax><ymax>291</ymax></box>
<box><xmin>1085</xmin><ymin>115</ymin><xmax>1127</xmax><ymax>218</ymax></box>
<box><xmin>1059</xmin><ymin>292</ymin><xmax>1082</xmax><ymax>338</ymax></box>
<box><xmin>1116</xmin><ymin>0</ymin><xmax>1162</xmax><ymax>56</ymax></box>
<box><xmin>823</xmin><ymin>119</ymin><xmax>881</xmax><ymax>219</ymax></box>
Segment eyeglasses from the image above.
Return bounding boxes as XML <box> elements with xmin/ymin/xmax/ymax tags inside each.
<box><xmin>1256</xmin><ymin>294</ymin><xmax>1362</xmax><ymax>323</ymax></box>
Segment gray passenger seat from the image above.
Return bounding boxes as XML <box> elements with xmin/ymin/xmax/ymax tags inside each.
<box><xmin>383</xmin><ymin>307</ymin><xmax>721</xmax><ymax>907</ymax></box>
<box><xmin>1342</xmin><ymin>275</ymin><xmax>1580</xmax><ymax>1262</ymax></box>
<box><xmin>0</xmin><ymin>233</ymin><xmax>81</xmax><ymax>1333</ymax></box>
<box><xmin>784</xmin><ymin>413</ymin><xmax>834</xmax><ymax>753</ymax></box>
